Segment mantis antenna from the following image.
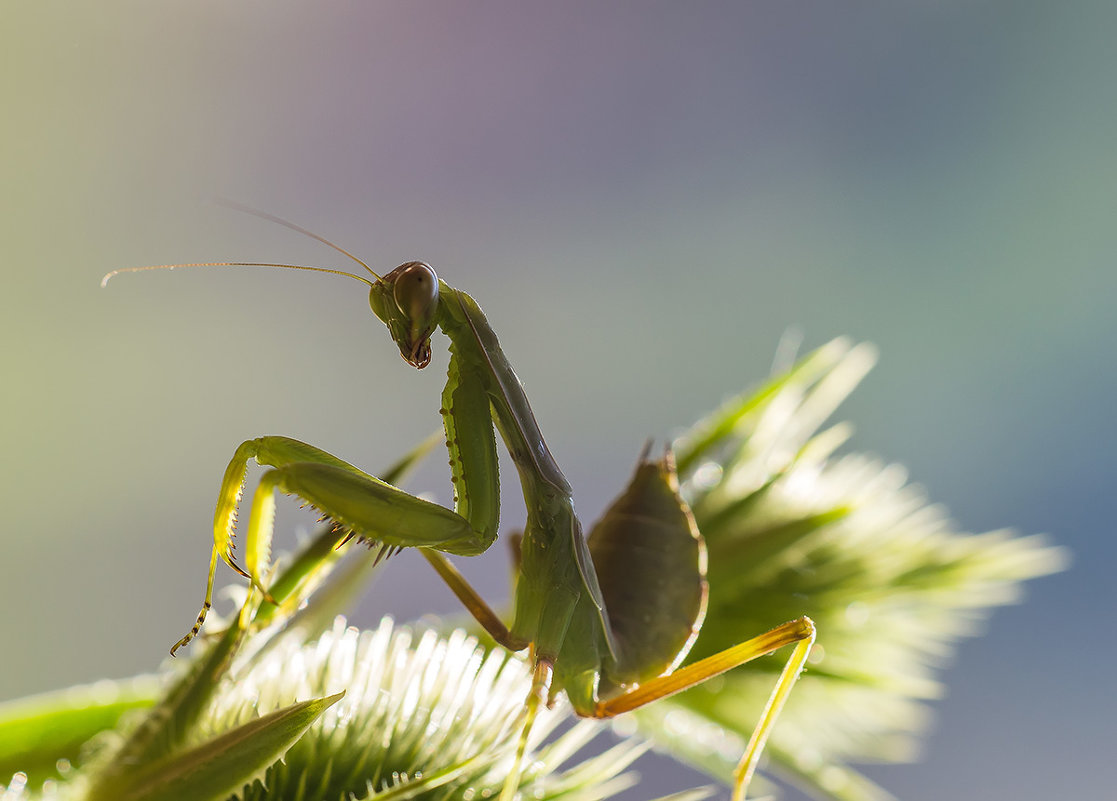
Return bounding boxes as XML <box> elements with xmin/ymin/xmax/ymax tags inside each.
<box><xmin>101</xmin><ymin>261</ymin><xmax>377</xmax><ymax>289</ymax></box>
<box><xmin>214</xmin><ymin>199</ymin><xmax>382</xmax><ymax>281</ymax></box>
<box><xmin>101</xmin><ymin>200</ymin><xmax>384</xmax><ymax>287</ymax></box>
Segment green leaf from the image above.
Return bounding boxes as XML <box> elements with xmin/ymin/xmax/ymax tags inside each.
<box><xmin>0</xmin><ymin>678</ymin><xmax>157</xmax><ymax>786</ymax></box>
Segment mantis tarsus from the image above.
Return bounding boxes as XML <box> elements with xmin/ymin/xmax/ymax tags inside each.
<box><xmin>104</xmin><ymin>209</ymin><xmax>816</xmax><ymax>800</ymax></box>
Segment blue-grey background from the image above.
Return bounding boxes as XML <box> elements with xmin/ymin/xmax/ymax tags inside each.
<box><xmin>1</xmin><ymin>3</ymin><xmax>1111</xmax><ymax>798</ymax></box>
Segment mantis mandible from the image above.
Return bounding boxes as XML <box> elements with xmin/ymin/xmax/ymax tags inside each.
<box><xmin>103</xmin><ymin>208</ymin><xmax>816</xmax><ymax>800</ymax></box>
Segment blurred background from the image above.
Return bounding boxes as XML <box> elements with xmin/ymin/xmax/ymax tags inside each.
<box><xmin>1</xmin><ymin>3</ymin><xmax>1111</xmax><ymax>798</ymax></box>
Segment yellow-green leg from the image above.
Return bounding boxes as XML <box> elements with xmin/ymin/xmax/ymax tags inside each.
<box><xmin>595</xmin><ymin>617</ymin><xmax>817</xmax><ymax>801</ymax></box>
<box><xmin>497</xmin><ymin>658</ymin><xmax>553</xmax><ymax>801</ymax></box>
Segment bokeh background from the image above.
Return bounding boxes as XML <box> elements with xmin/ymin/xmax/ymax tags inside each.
<box><xmin>2</xmin><ymin>3</ymin><xmax>1111</xmax><ymax>799</ymax></box>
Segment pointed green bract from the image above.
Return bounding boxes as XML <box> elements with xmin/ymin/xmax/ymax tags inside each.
<box><xmin>627</xmin><ymin>337</ymin><xmax>1069</xmax><ymax>799</ymax></box>
<box><xmin>85</xmin><ymin>693</ymin><xmax>343</xmax><ymax>801</ymax></box>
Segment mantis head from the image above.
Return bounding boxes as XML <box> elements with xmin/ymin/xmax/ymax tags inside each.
<box><xmin>369</xmin><ymin>261</ymin><xmax>440</xmax><ymax>369</ymax></box>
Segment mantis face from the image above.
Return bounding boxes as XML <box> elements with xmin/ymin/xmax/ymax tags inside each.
<box><xmin>369</xmin><ymin>261</ymin><xmax>440</xmax><ymax>368</ymax></box>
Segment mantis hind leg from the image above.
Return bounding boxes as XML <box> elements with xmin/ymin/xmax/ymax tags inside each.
<box><xmin>171</xmin><ymin>434</ymin><xmax>496</xmax><ymax>655</ymax></box>
<box><xmin>593</xmin><ymin>616</ymin><xmax>816</xmax><ymax>801</ymax></box>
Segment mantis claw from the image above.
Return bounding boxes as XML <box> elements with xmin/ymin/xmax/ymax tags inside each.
<box><xmin>227</xmin><ymin>557</ymin><xmax>251</xmax><ymax>579</ymax></box>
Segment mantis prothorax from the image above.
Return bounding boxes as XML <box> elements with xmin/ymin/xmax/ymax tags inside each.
<box><xmin>103</xmin><ymin>209</ymin><xmax>816</xmax><ymax>800</ymax></box>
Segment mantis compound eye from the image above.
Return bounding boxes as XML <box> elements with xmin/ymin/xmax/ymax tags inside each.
<box><xmin>393</xmin><ymin>261</ymin><xmax>439</xmax><ymax>321</ymax></box>
<box><xmin>382</xmin><ymin>261</ymin><xmax>439</xmax><ymax>368</ymax></box>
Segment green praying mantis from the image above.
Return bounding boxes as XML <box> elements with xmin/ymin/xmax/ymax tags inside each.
<box><xmin>103</xmin><ymin>209</ymin><xmax>816</xmax><ymax>801</ymax></box>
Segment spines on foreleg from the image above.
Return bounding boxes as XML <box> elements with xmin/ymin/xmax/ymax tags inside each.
<box><xmin>331</xmin><ymin>519</ymin><xmax>402</xmax><ymax>565</ymax></box>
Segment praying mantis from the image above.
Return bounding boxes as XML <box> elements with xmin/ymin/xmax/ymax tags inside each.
<box><xmin>103</xmin><ymin>209</ymin><xmax>816</xmax><ymax>800</ymax></box>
